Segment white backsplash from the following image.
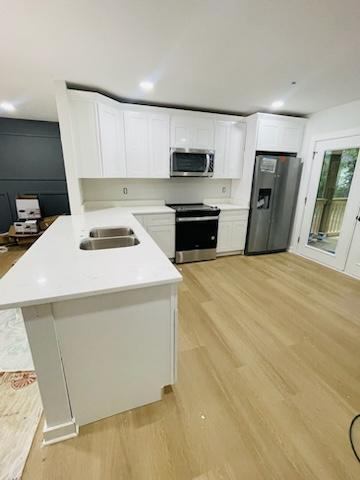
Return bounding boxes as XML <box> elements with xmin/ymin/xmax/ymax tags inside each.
<box><xmin>81</xmin><ymin>178</ymin><xmax>232</xmax><ymax>204</ymax></box>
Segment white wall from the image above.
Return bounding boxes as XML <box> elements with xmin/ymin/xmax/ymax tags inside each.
<box><xmin>81</xmin><ymin>178</ymin><xmax>232</xmax><ymax>204</ymax></box>
<box><xmin>291</xmin><ymin>98</ymin><xmax>360</xmax><ymax>249</ymax></box>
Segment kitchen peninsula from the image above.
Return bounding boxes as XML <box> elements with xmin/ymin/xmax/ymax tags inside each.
<box><xmin>0</xmin><ymin>207</ymin><xmax>182</xmax><ymax>444</ymax></box>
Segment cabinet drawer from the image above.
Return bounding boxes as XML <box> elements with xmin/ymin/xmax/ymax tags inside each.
<box><xmin>145</xmin><ymin>213</ymin><xmax>175</xmax><ymax>226</ymax></box>
<box><xmin>219</xmin><ymin>209</ymin><xmax>249</xmax><ymax>222</ymax></box>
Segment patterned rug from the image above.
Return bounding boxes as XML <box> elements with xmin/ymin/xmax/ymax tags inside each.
<box><xmin>0</xmin><ymin>310</ymin><xmax>42</xmax><ymax>480</ymax></box>
<box><xmin>0</xmin><ymin>309</ymin><xmax>34</xmax><ymax>372</ymax></box>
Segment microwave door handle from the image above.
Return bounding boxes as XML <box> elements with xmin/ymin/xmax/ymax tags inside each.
<box><xmin>205</xmin><ymin>154</ymin><xmax>210</xmax><ymax>173</ymax></box>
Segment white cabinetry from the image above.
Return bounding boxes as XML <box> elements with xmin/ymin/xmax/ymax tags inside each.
<box><xmin>70</xmin><ymin>95</ymin><xmax>126</xmax><ymax>178</ymax></box>
<box><xmin>124</xmin><ymin>112</ymin><xmax>170</xmax><ymax>178</ymax></box>
<box><xmin>170</xmin><ymin>116</ymin><xmax>214</xmax><ymax>149</ymax></box>
<box><xmin>214</xmin><ymin>121</ymin><xmax>246</xmax><ymax>179</ymax></box>
<box><xmin>257</xmin><ymin>116</ymin><xmax>305</xmax><ymax>153</ymax></box>
<box><xmin>97</xmin><ymin>103</ymin><xmax>126</xmax><ymax>177</ymax></box>
<box><xmin>134</xmin><ymin>212</ymin><xmax>175</xmax><ymax>258</ymax></box>
<box><xmin>217</xmin><ymin>209</ymin><xmax>249</xmax><ymax>254</ymax></box>
<box><xmin>71</xmin><ymin>96</ymin><xmax>102</xmax><ymax>178</ymax></box>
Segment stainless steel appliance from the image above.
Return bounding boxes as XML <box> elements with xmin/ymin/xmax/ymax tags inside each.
<box><xmin>167</xmin><ymin>203</ymin><xmax>220</xmax><ymax>263</ymax></box>
<box><xmin>245</xmin><ymin>153</ymin><xmax>302</xmax><ymax>255</ymax></box>
<box><xmin>170</xmin><ymin>148</ymin><xmax>214</xmax><ymax>177</ymax></box>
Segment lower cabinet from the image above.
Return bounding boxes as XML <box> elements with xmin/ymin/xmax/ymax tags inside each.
<box><xmin>217</xmin><ymin>210</ymin><xmax>249</xmax><ymax>254</ymax></box>
<box><xmin>134</xmin><ymin>213</ymin><xmax>175</xmax><ymax>259</ymax></box>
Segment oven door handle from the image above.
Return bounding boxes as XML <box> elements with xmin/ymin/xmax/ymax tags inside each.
<box><xmin>176</xmin><ymin>216</ymin><xmax>219</xmax><ymax>222</ymax></box>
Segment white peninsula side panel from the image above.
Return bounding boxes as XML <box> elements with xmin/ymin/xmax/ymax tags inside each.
<box><xmin>53</xmin><ymin>284</ymin><xmax>178</xmax><ymax>427</ymax></box>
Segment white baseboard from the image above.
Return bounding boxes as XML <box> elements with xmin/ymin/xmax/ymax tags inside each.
<box><xmin>43</xmin><ymin>419</ymin><xmax>79</xmax><ymax>445</ymax></box>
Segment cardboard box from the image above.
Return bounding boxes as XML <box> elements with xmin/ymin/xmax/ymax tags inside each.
<box><xmin>16</xmin><ymin>196</ymin><xmax>41</xmax><ymax>219</ymax></box>
<box><xmin>39</xmin><ymin>215</ymin><xmax>59</xmax><ymax>231</ymax></box>
<box><xmin>14</xmin><ymin>219</ymin><xmax>39</xmax><ymax>234</ymax></box>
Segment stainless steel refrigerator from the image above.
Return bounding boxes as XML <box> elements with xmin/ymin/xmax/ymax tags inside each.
<box><xmin>245</xmin><ymin>153</ymin><xmax>302</xmax><ymax>255</ymax></box>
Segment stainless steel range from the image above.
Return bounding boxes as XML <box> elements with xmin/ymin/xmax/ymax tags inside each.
<box><xmin>167</xmin><ymin>203</ymin><xmax>221</xmax><ymax>263</ymax></box>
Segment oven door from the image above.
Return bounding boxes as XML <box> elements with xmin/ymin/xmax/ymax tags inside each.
<box><xmin>170</xmin><ymin>149</ymin><xmax>214</xmax><ymax>177</ymax></box>
<box><xmin>175</xmin><ymin>216</ymin><xmax>218</xmax><ymax>262</ymax></box>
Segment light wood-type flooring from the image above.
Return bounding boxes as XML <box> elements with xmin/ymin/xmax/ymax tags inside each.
<box><xmin>7</xmin><ymin>252</ymin><xmax>360</xmax><ymax>479</ymax></box>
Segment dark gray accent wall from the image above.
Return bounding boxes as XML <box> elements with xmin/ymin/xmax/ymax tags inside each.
<box><xmin>0</xmin><ymin>117</ymin><xmax>70</xmax><ymax>233</ymax></box>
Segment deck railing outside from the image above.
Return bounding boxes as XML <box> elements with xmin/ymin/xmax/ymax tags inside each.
<box><xmin>310</xmin><ymin>198</ymin><xmax>347</xmax><ymax>237</ymax></box>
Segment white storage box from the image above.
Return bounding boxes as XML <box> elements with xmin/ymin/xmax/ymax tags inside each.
<box><xmin>14</xmin><ymin>219</ymin><xmax>39</xmax><ymax>234</ymax></box>
<box><xmin>16</xmin><ymin>197</ymin><xmax>41</xmax><ymax>219</ymax></box>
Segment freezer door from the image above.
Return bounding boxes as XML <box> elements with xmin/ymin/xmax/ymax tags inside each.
<box><xmin>267</xmin><ymin>156</ymin><xmax>302</xmax><ymax>251</ymax></box>
<box><xmin>245</xmin><ymin>155</ymin><xmax>277</xmax><ymax>253</ymax></box>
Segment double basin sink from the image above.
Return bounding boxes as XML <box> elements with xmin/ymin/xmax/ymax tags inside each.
<box><xmin>80</xmin><ymin>227</ymin><xmax>140</xmax><ymax>250</ymax></box>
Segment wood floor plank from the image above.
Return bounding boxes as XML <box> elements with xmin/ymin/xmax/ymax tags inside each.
<box><xmin>18</xmin><ymin>252</ymin><xmax>360</xmax><ymax>479</ymax></box>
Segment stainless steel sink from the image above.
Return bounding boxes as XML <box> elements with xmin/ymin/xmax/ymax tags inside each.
<box><xmin>80</xmin><ymin>236</ymin><xmax>140</xmax><ymax>250</ymax></box>
<box><xmin>89</xmin><ymin>226</ymin><xmax>134</xmax><ymax>238</ymax></box>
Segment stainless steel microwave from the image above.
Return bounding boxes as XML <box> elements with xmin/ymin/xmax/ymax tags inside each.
<box><xmin>170</xmin><ymin>148</ymin><xmax>215</xmax><ymax>177</ymax></box>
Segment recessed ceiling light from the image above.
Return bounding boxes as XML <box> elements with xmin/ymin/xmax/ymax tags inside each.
<box><xmin>0</xmin><ymin>101</ymin><xmax>16</xmax><ymax>112</ymax></box>
<box><xmin>271</xmin><ymin>100</ymin><xmax>284</xmax><ymax>109</ymax></box>
<box><xmin>139</xmin><ymin>81</ymin><xmax>154</xmax><ymax>91</ymax></box>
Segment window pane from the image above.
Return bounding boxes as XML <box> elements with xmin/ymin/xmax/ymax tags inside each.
<box><xmin>307</xmin><ymin>148</ymin><xmax>358</xmax><ymax>254</ymax></box>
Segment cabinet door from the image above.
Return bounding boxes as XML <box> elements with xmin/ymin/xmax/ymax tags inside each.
<box><xmin>214</xmin><ymin>121</ymin><xmax>228</xmax><ymax>178</ymax></box>
<box><xmin>214</xmin><ymin>121</ymin><xmax>245</xmax><ymax>178</ymax></box>
<box><xmin>149</xmin><ymin>114</ymin><xmax>170</xmax><ymax>178</ymax></box>
<box><xmin>227</xmin><ymin>123</ymin><xmax>246</xmax><ymax>179</ymax></box>
<box><xmin>97</xmin><ymin>103</ymin><xmax>126</xmax><ymax>177</ymax></box>
<box><xmin>171</xmin><ymin>116</ymin><xmax>214</xmax><ymax>149</ymax></box>
<box><xmin>147</xmin><ymin>224</ymin><xmax>175</xmax><ymax>258</ymax></box>
<box><xmin>124</xmin><ymin>112</ymin><xmax>149</xmax><ymax>177</ymax></box>
<box><xmin>217</xmin><ymin>221</ymin><xmax>232</xmax><ymax>252</ymax></box>
<box><xmin>257</xmin><ymin>118</ymin><xmax>304</xmax><ymax>153</ymax></box>
<box><xmin>193</xmin><ymin>118</ymin><xmax>214</xmax><ymax>149</ymax></box>
<box><xmin>171</xmin><ymin>116</ymin><xmax>192</xmax><ymax>148</ymax></box>
<box><xmin>230</xmin><ymin>220</ymin><xmax>247</xmax><ymax>250</ymax></box>
<box><xmin>71</xmin><ymin>97</ymin><xmax>102</xmax><ymax>177</ymax></box>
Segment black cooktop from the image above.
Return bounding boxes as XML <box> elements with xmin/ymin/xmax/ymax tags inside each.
<box><xmin>167</xmin><ymin>203</ymin><xmax>220</xmax><ymax>216</ymax></box>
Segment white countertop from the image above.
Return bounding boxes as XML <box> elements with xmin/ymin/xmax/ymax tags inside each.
<box><xmin>0</xmin><ymin>207</ymin><xmax>182</xmax><ymax>310</ymax></box>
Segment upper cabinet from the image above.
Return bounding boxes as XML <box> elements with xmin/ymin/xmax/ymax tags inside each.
<box><xmin>70</xmin><ymin>96</ymin><xmax>102</xmax><ymax>178</ymax></box>
<box><xmin>70</xmin><ymin>95</ymin><xmax>126</xmax><ymax>178</ymax></box>
<box><xmin>124</xmin><ymin>111</ymin><xmax>170</xmax><ymax>178</ymax></box>
<box><xmin>256</xmin><ymin>116</ymin><xmax>305</xmax><ymax>153</ymax></box>
<box><xmin>170</xmin><ymin>116</ymin><xmax>214</xmax><ymax>149</ymax></box>
<box><xmin>214</xmin><ymin>121</ymin><xmax>246</xmax><ymax>179</ymax></box>
<box><xmin>97</xmin><ymin>103</ymin><xmax>126</xmax><ymax>177</ymax></box>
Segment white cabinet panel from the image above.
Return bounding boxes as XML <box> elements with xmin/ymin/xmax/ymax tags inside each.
<box><xmin>71</xmin><ymin>97</ymin><xmax>102</xmax><ymax>177</ymax></box>
<box><xmin>257</xmin><ymin>118</ymin><xmax>304</xmax><ymax>153</ymax></box>
<box><xmin>217</xmin><ymin>209</ymin><xmax>248</xmax><ymax>254</ymax></box>
<box><xmin>97</xmin><ymin>103</ymin><xmax>126</xmax><ymax>177</ymax></box>
<box><xmin>149</xmin><ymin>114</ymin><xmax>170</xmax><ymax>178</ymax></box>
<box><xmin>171</xmin><ymin>116</ymin><xmax>214</xmax><ymax>149</ymax></box>
<box><xmin>214</xmin><ymin>121</ymin><xmax>246</xmax><ymax>178</ymax></box>
<box><xmin>217</xmin><ymin>221</ymin><xmax>233</xmax><ymax>252</ymax></box>
<box><xmin>228</xmin><ymin>122</ymin><xmax>246</xmax><ymax>178</ymax></box>
<box><xmin>147</xmin><ymin>224</ymin><xmax>175</xmax><ymax>258</ymax></box>
<box><xmin>124</xmin><ymin>111</ymin><xmax>150</xmax><ymax>178</ymax></box>
<box><xmin>214</xmin><ymin>122</ymin><xmax>227</xmax><ymax>177</ymax></box>
<box><xmin>134</xmin><ymin>212</ymin><xmax>175</xmax><ymax>258</ymax></box>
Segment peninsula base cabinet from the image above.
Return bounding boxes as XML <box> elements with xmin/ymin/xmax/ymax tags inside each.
<box><xmin>217</xmin><ymin>209</ymin><xmax>249</xmax><ymax>255</ymax></box>
<box><xmin>134</xmin><ymin>213</ymin><xmax>175</xmax><ymax>259</ymax></box>
<box><xmin>22</xmin><ymin>283</ymin><xmax>178</xmax><ymax>444</ymax></box>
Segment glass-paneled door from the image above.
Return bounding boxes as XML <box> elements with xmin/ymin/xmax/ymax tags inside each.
<box><xmin>299</xmin><ymin>136</ymin><xmax>360</xmax><ymax>270</ymax></box>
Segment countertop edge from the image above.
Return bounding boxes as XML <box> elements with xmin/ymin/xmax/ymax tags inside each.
<box><xmin>1</xmin><ymin>276</ymin><xmax>182</xmax><ymax>310</ymax></box>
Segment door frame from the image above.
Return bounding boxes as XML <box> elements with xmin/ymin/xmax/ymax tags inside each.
<box><xmin>297</xmin><ymin>128</ymin><xmax>360</xmax><ymax>271</ymax></box>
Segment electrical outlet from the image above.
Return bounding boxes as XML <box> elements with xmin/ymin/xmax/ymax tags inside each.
<box><xmin>222</xmin><ymin>186</ymin><xmax>227</xmax><ymax>194</ymax></box>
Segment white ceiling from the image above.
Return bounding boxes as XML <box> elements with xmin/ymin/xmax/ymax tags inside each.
<box><xmin>1</xmin><ymin>0</ymin><xmax>360</xmax><ymax>121</ymax></box>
